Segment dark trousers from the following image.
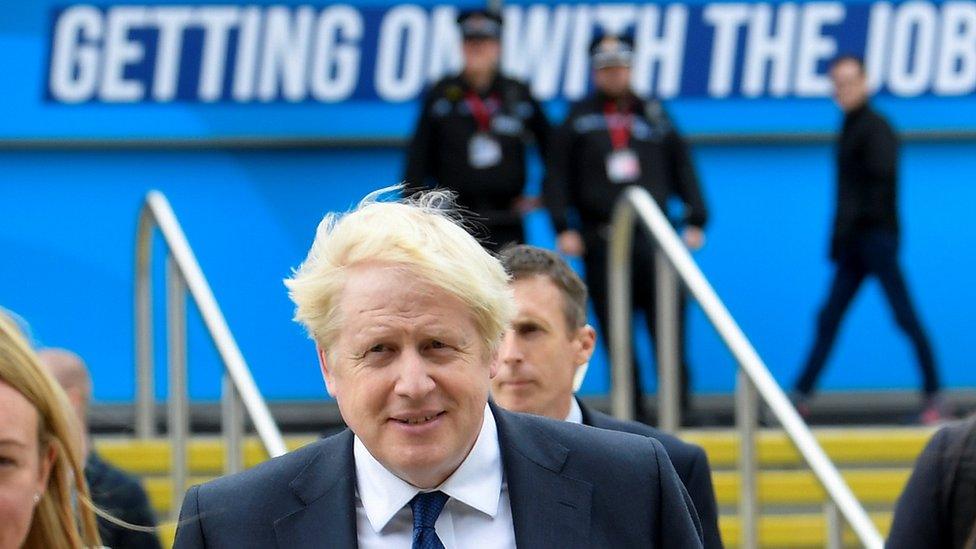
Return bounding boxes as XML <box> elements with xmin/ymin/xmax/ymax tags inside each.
<box><xmin>795</xmin><ymin>230</ymin><xmax>939</xmax><ymax>397</ymax></box>
<box><xmin>582</xmin><ymin>228</ymin><xmax>692</xmax><ymax>419</ymax></box>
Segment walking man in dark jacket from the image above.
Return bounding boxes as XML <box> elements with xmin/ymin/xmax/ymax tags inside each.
<box><xmin>793</xmin><ymin>55</ymin><xmax>943</xmax><ymax>423</ymax></box>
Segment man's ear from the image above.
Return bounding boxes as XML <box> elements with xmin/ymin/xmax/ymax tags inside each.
<box><xmin>573</xmin><ymin>324</ymin><xmax>597</xmax><ymax>367</ymax></box>
<box><xmin>316</xmin><ymin>345</ymin><xmax>337</xmax><ymax>397</ymax></box>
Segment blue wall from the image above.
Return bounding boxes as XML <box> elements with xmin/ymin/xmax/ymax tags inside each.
<box><xmin>2</xmin><ymin>139</ymin><xmax>972</xmax><ymax>402</ymax></box>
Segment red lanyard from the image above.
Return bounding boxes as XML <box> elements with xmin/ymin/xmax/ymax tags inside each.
<box><xmin>466</xmin><ymin>92</ymin><xmax>499</xmax><ymax>132</ymax></box>
<box><xmin>604</xmin><ymin>101</ymin><xmax>633</xmax><ymax>150</ymax></box>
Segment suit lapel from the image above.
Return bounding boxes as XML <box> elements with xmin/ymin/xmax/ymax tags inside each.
<box><xmin>492</xmin><ymin>404</ymin><xmax>592</xmax><ymax>547</ymax></box>
<box><xmin>273</xmin><ymin>430</ymin><xmax>358</xmax><ymax>549</ymax></box>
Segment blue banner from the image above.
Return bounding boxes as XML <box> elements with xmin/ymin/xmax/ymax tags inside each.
<box><xmin>3</xmin><ymin>0</ymin><xmax>976</xmax><ymax>138</ymax></box>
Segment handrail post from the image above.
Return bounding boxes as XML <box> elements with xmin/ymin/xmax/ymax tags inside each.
<box><xmin>167</xmin><ymin>256</ymin><xmax>189</xmax><ymax>520</ymax></box>
<box><xmin>607</xmin><ymin>186</ymin><xmax>883</xmax><ymax>548</ymax></box>
<box><xmin>609</xmin><ymin>200</ymin><xmax>636</xmax><ymax>421</ymax></box>
<box><xmin>736</xmin><ymin>369</ymin><xmax>759</xmax><ymax>549</ymax></box>
<box><xmin>222</xmin><ymin>374</ymin><xmax>244</xmax><ymax>475</ymax></box>
<box><xmin>825</xmin><ymin>501</ymin><xmax>844</xmax><ymax>549</ymax></box>
<box><xmin>135</xmin><ymin>210</ymin><xmax>155</xmax><ymax>439</ymax></box>
<box><xmin>655</xmin><ymin>249</ymin><xmax>681</xmax><ymax>432</ymax></box>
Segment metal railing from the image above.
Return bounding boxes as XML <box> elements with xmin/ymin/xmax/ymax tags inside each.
<box><xmin>135</xmin><ymin>190</ymin><xmax>287</xmax><ymax>518</ymax></box>
<box><xmin>608</xmin><ymin>186</ymin><xmax>883</xmax><ymax>549</ymax></box>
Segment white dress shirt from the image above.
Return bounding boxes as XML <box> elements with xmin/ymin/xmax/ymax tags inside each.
<box><xmin>353</xmin><ymin>404</ymin><xmax>517</xmax><ymax>549</ymax></box>
<box><xmin>564</xmin><ymin>397</ymin><xmax>583</xmax><ymax>425</ymax></box>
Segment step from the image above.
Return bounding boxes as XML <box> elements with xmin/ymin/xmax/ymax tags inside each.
<box><xmin>711</xmin><ymin>468</ymin><xmax>911</xmax><ymax>506</ymax></box>
<box><xmin>719</xmin><ymin>511</ymin><xmax>892</xmax><ymax>548</ymax></box>
<box><xmin>95</xmin><ymin>428</ymin><xmax>933</xmax><ymax>477</ymax></box>
<box><xmin>93</xmin><ymin>436</ymin><xmax>317</xmax><ymax>475</ymax></box>
<box><xmin>681</xmin><ymin>427</ymin><xmax>934</xmax><ymax>468</ymax></box>
<box><xmin>138</xmin><ymin>468</ymin><xmax>912</xmax><ymax>517</ymax></box>
<box><xmin>153</xmin><ymin>511</ymin><xmax>894</xmax><ymax>548</ymax></box>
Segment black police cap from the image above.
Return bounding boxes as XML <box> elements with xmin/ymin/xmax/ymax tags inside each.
<box><xmin>457</xmin><ymin>9</ymin><xmax>503</xmax><ymax>40</ymax></box>
<box><xmin>589</xmin><ymin>33</ymin><xmax>635</xmax><ymax>69</ymax></box>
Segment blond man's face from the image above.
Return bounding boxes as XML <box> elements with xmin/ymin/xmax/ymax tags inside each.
<box><xmin>318</xmin><ymin>264</ymin><xmax>495</xmax><ymax>488</ymax></box>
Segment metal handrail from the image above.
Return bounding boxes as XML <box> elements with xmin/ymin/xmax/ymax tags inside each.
<box><xmin>135</xmin><ymin>190</ymin><xmax>287</xmax><ymax>517</ymax></box>
<box><xmin>608</xmin><ymin>186</ymin><xmax>883</xmax><ymax>549</ymax></box>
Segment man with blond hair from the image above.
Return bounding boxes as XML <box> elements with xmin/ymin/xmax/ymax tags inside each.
<box><xmin>174</xmin><ymin>188</ymin><xmax>703</xmax><ymax>548</ymax></box>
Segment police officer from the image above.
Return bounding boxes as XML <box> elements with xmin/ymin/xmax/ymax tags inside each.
<box><xmin>544</xmin><ymin>33</ymin><xmax>708</xmax><ymax>421</ymax></box>
<box><xmin>403</xmin><ymin>9</ymin><xmax>550</xmax><ymax>251</ymax></box>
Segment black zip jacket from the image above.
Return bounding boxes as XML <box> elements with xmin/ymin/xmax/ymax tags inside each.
<box><xmin>544</xmin><ymin>92</ymin><xmax>707</xmax><ymax>234</ymax></box>
<box><xmin>831</xmin><ymin>103</ymin><xmax>900</xmax><ymax>259</ymax></box>
<box><xmin>403</xmin><ymin>72</ymin><xmax>549</xmax><ymax>226</ymax></box>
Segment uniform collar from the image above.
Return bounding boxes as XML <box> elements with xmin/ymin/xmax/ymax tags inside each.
<box><xmin>353</xmin><ymin>403</ymin><xmax>504</xmax><ymax>533</ymax></box>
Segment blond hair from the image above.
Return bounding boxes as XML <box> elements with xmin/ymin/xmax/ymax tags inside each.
<box><xmin>0</xmin><ymin>313</ymin><xmax>101</xmax><ymax>549</ymax></box>
<box><xmin>285</xmin><ymin>187</ymin><xmax>515</xmax><ymax>355</ymax></box>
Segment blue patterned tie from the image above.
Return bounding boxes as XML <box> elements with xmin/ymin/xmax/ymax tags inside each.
<box><xmin>409</xmin><ymin>491</ymin><xmax>449</xmax><ymax>549</ymax></box>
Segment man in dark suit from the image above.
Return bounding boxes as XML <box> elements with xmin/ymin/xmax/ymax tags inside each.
<box><xmin>493</xmin><ymin>245</ymin><xmax>722</xmax><ymax>548</ymax></box>
<box><xmin>174</xmin><ymin>189</ymin><xmax>703</xmax><ymax>548</ymax></box>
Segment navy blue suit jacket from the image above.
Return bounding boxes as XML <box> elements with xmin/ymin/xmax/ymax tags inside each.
<box><xmin>579</xmin><ymin>401</ymin><xmax>723</xmax><ymax>548</ymax></box>
<box><xmin>174</xmin><ymin>404</ymin><xmax>703</xmax><ymax>548</ymax></box>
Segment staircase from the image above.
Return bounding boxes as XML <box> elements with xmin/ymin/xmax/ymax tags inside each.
<box><xmin>92</xmin><ymin>425</ymin><xmax>933</xmax><ymax>548</ymax></box>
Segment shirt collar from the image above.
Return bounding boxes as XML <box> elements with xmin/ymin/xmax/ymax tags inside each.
<box><xmin>354</xmin><ymin>403</ymin><xmax>503</xmax><ymax>533</ymax></box>
<box><xmin>564</xmin><ymin>397</ymin><xmax>583</xmax><ymax>425</ymax></box>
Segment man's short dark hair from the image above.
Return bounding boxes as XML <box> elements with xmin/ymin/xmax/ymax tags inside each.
<box><xmin>499</xmin><ymin>245</ymin><xmax>588</xmax><ymax>331</ymax></box>
<box><xmin>830</xmin><ymin>54</ymin><xmax>865</xmax><ymax>74</ymax></box>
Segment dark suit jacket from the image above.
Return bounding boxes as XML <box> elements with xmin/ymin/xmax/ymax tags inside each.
<box><xmin>887</xmin><ymin>418</ymin><xmax>976</xmax><ymax>549</ymax></box>
<box><xmin>86</xmin><ymin>451</ymin><xmax>162</xmax><ymax>549</ymax></box>
<box><xmin>174</xmin><ymin>404</ymin><xmax>703</xmax><ymax>548</ymax></box>
<box><xmin>579</xmin><ymin>401</ymin><xmax>723</xmax><ymax>548</ymax></box>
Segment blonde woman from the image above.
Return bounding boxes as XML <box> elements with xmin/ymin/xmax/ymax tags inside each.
<box><xmin>0</xmin><ymin>312</ymin><xmax>100</xmax><ymax>548</ymax></box>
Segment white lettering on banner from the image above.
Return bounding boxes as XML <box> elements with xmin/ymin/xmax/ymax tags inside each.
<box><xmin>425</xmin><ymin>7</ymin><xmax>462</xmax><ymax>83</ymax></box>
<box><xmin>935</xmin><ymin>2</ymin><xmax>976</xmax><ymax>95</ymax></box>
<box><xmin>232</xmin><ymin>7</ymin><xmax>262</xmax><ymax>101</ymax></box>
<box><xmin>310</xmin><ymin>6</ymin><xmax>363</xmax><ymax>102</ymax></box>
<box><xmin>50</xmin><ymin>6</ymin><xmax>103</xmax><ymax>103</ymax></box>
<box><xmin>376</xmin><ymin>5</ymin><xmax>427</xmax><ymax>101</ymax></box>
<box><xmin>100</xmin><ymin>7</ymin><xmax>149</xmax><ymax>102</ymax></box>
<box><xmin>563</xmin><ymin>5</ymin><xmax>593</xmax><ymax>99</ymax></box>
<box><xmin>704</xmin><ymin>3</ymin><xmax>751</xmax><ymax>97</ymax></box>
<box><xmin>864</xmin><ymin>2</ymin><xmax>891</xmax><ymax>92</ymax></box>
<box><xmin>198</xmin><ymin>7</ymin><xmax>239</xmax><ymax>102</ymax></box>
<box><xmin>502</xmin><ymin>5</ymin><xmax>573</xmax><ymax>99</ymax></box>
<box><xmin>632</xmin><ymin>5</ymin><xmax>688</xmax><ymax>98</ymax></box>
<box><xmin>593</xmin><ymin>4</ymin><xmax>638</xmax><ymax>34</ymax></box>
<box><xmin>888</xmin><ymin>1</ymin><xmax>938</xmax><ymax>96</ymax></box>
<box><xmin>44</xmin><ymin>1</ymin><xmax>976</xmax><ymax>104</ymax></box>
<box><xmin>743</xmin><ymin>3</ymin><xmax>797</xmax><ymax>97</ymax></box>
<box><xmin>258</xmin><ymin>6</ymin><xmax>314</xmax><ymax>102</ymax></box>
<box><xmin>152</xmin><ymin>8</ymin><xmax>194</xmax><ymax>101</ymax></box>
<box><xmin>794</xmin><ymin>2</ymin><xmax>845</xmax><ymax>97</ymax></box>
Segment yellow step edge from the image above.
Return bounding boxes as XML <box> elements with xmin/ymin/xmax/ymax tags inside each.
<box><xmin>719</xmin><ymin>511</ymin><xmax>892</xmax><ymax>548</ymax></box>
<box><xmin>155</xmin><ymin>512</ymin><xmax>893</xmax><ymax>549</ymax></box>
<box><xmin>680</xmin><ymin>427</ymin><xmax>935</xmax><ymax>467</ymax></box>
<box><xmin>141</xmin><ymin>468</ymin><xmax>912</xmax><ymax>516</ymax></box>
<box><xmin>711</xmin><ymin>468</ymin><xmax>910</xmax><ymax>506</ymax></box>
<box><xmin>93</xmin><ymin>436</ymin><xmax>317</xmax><ymax>475</ymax></box>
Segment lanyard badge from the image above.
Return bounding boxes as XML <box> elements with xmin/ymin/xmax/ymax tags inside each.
<box><xmin>604</xmin><ymin>102</ymin><xmax>641</xmax><ymax>184</ymax></box>
<box><xmin>466</xmin><ymin>92</ymin><xmax>502</xmax><ymax>169</ymax></box>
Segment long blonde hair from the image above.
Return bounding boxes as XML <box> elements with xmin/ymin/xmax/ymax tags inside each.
<box><xmin>0</xmin><ymin>312</ymin><xmax>100</xmax><ymax>549</ymax></box>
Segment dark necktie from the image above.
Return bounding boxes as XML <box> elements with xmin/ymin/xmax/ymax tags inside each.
<box><xmin>410</xmin><ymin>490</ymin><xmax>450</xmax><ymax>549</ymax></box>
